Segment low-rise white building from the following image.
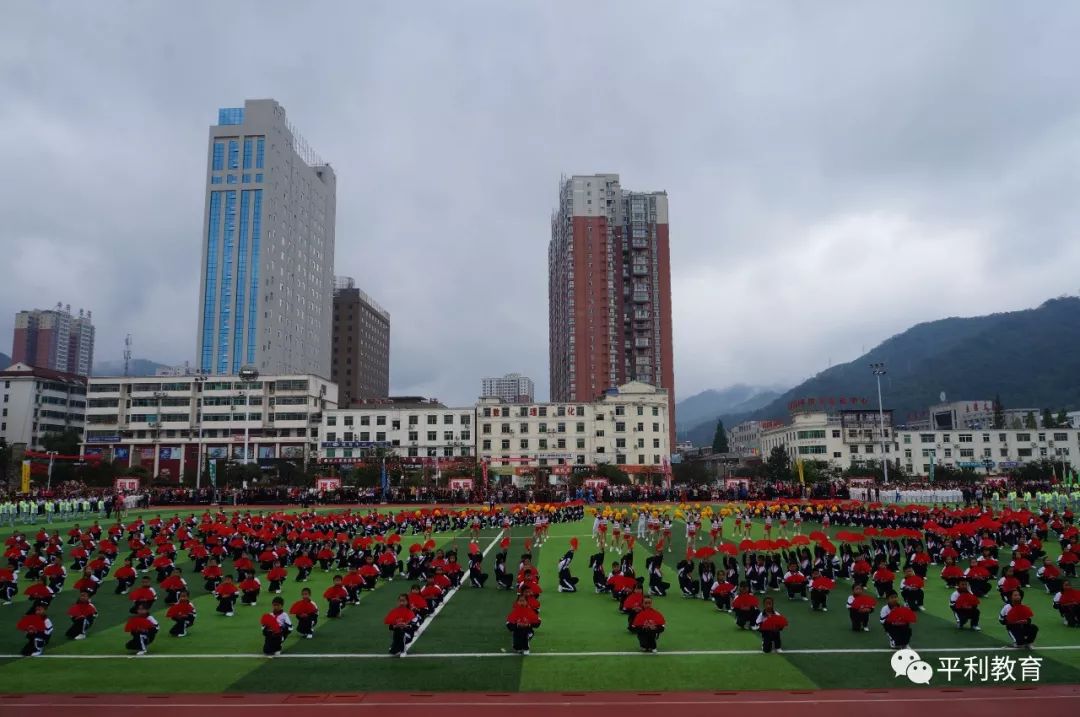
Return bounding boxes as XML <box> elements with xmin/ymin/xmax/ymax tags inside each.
<box><xmin>476</xmin><ymin>381</ymin><xmax>670</xmax><ymax>478</ymax></box>
<box><xmin>319</xmin><ymin>400</ymin><xmax>474</xmax><ymax>464</ymax></box>
<box><xmin>760</xmin><ymin>409</ymin><xmax>896</xmax><ymax>471</ymax></box>
<box><xmin>316</xmin><ymin>381</ymin><xmax>671</xmax><ymax>482</ymax></box>
<box><xmin>896</xmin><ymin>427</ymin><xmax>1079</xmax><ymax>475</ymax></box>
<box><xmin>729</xmin><ymin>419</ymin><xmax>785</xmax><ymax>458</ymax></box>
<box><xmin>0</xmin><ymin>362</ymin><xmax>87</xmax><ymax>451</ymax></box>
<box><xmin>81</xmin><ymin>374</ymin><xmax>336</xmax><ymax>480</ymax></box>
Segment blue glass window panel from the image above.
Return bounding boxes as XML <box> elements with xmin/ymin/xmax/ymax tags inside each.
<box><xmin>241</xmin><ymin>174</ymin><xmax>251</xmax><ymax>183</ymax></box>
<box><xmin>247</xmin><ymin>189</ymin><xmax>262</xmax><ymax>365</ymax></box>
<box><xmin>255</xmin><ymin>173</ymin><xmax>263</xmax><ymax>183</ymax></box>
<box><xmin>217</xmin><ymin>191</ymin><xmax>237</xmax><ymax>374</ymax></box>
<box><xmin>211</xmin><ymin>142</ymin><xmax>225</xmax><ymax>171</ymax></box>
<box><xmin>233</xmin><ymin>190</ymin><xmax>251</xmax><ymax>373</ymax></box>
<box><xmin>218</xmin><ymin>108</ymin><xmax>244</xmax><ymax>125</ymax></box>
<box><xmin>255</xmin><ymin>137</ymin><xmax>265</xmax><ymax>169</ymax></box>
<box><xmin>243</xmin><ymin>137</ymin><xmax>253</xmax><ymax>169</ymax></box>
<box><xmin>227</xmin><ymin>140</ymin><xmax>239</xmax><ymax>170</ymax></box>
<box><xmin>210</xmin><ymin>176</ymin><xmax>223</xmax><ymax>185</ymax></box>
<box><xmin>201</xmin><ymin>192</ymin><xmax>222</xmax><ymax>372</ymax></box>
<box><xmin>226</xmin><ymin>175</ymin><xmax>238</xmax><ymax>185</ymax></box>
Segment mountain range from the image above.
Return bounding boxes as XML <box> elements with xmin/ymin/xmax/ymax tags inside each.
<box><xmin>92</xmin><ymin>358</ymin><xmax>174</xmax><ymax>377</ymax></box>
<box><xmin>675</xmin><ymin>384</ymin><xmax>786</xmax><ymax>432</ymax></box>
<box><xmin>681</xmin><ymin>296</ymin><xmax>1080</xmax><ymax>446</ymax></box>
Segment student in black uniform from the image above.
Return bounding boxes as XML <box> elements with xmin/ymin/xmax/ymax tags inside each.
<box><xmin>557</xmin><ymin>551</ymin><xmax>579</xmax><ymax>593</ymax></box>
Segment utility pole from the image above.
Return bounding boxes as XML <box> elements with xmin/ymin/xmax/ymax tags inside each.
<box><xmin>870</xmin><ymin>362</ymin><xmax>890</xmax><ymax>485</ymax></box>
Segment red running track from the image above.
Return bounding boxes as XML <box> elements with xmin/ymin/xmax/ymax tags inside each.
<box><xmin>2</xmin><ymin>687</ymin><xmax>1078</xmax><ymax>717</ymax></box>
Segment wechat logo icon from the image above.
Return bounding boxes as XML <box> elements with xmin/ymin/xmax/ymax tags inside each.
<box><xmin>891</xmin><ymin>648</ymin><xmax>933</xmax><ymax>685</ymax></box>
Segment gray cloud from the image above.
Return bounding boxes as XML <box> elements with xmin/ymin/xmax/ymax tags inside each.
<box><xmin>2</xmin><ymin>1</ymin><xmax>1079</xmax><ymax>406</ymax></box>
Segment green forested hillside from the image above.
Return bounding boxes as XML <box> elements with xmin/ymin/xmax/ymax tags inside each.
<box><xmin>683</xmin><ymin>297</ymin><xmax>1080</xmax><ymax>444</ymax></box>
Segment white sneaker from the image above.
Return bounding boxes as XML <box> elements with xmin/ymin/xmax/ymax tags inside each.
<box><xmin>305</xmin><ymin>634</ymin><xmax>313</xmax><ymax>639</ymax></box>
<box><xmin>974</xmin><ymin>626</ymin><xmax>981</xmax><ymax>631</ymax></box>
<box><xmin>523</xmin><ymin>650</ymin><xmax>530</xmax><ymax>655</ymax></box>
<box><xmin>226</xmin><ymin>612</ymin><xmax>234</xmax><ymax>617</ymax></box>
<box><xmin>862</xmin><ymin>627</ymin><xmax>870</xmax><ymax>632</ymax></box>
<box><xmin>822</xmin><ymin>607</ymin><xmax>828</xmax><ymax>612</ymax></box>
<box><xmin>31</xmin><ymin>651</ymin><xmax>43</xmax><ymax>657</ymax></box>
<box><xmin>74</xmin><ymin>634</ymin><xmax>86</xmax><ymax>640</ymax></box>
<box><xmin>775</xmin><ymin>648</ymin><xmax>784</xmax><ymax>653</ymax></box>
<box><xmin>136</xmin><ymin>650</ymin><xmax>146</xmax><ymax>656</ymax></box>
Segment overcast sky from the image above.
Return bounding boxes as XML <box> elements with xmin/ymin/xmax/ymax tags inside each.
<box><xmin>3</xmin><ymin>2</ymin><xmax>1080</xmax><ymax>406</ymax></box>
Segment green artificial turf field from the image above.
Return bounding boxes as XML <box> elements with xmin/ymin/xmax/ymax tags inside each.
<box><xmin>1</xmin><ymin>505</ymin><xmax>1078</xmax><ymax>693</ymax></box>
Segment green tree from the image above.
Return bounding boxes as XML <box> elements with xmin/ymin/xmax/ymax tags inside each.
<box><xmin>992</xmin><ymin>395</ymin><xmax>1005</xmax><ymax>429</ymax></box>
<box><xmin>1010</xmin><ymin>416</ymin><xmax>1023</xmax><ymax>429</ymax></box>
<box><xmin>41</xmin><ymin>428</ymin><xmax>81</xmax><ymax>456</ymax></box>
<box><xmin>672</xmin><ymin>459</ymin><xmax>711</xmax><ymax>486</ymax></box>
<box><xmin>711</xmin><ymin>420</ymin><xmax>729</xmax><ymax>453</ymax></box>
<box><xmin>1042</xmin><ymin>408</ymin><xmax>1056</xmax><ymax>429</ymax></box>
<box><xmin>1056</xmin><ymin>408</ymin><xmax>1070</xmax><ymax>428</ymax></box>
<box><xmin>1023</xmin><ymin>411</ymin><xmax>1038</xmax><ymax>429</ymax></box>
<box><xmin>595</xmin><ymin>463</ymin><xmax>630</xmax><ymax>485</ymax></box>
<box><xmin>765</xmin><ymin>445</ymin><xmax>792</xmax><ymax>482</ymax></box>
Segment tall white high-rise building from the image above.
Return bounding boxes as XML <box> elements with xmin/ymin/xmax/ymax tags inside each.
<box><xmin>480</xmin><ymin>373</ymin><xmax>535</xmax><ymax>403</ymax></box>
<box><xmin>196</xmin><ymin>99</ymin><xmax>336</xmax><ymax>378</ymax></box>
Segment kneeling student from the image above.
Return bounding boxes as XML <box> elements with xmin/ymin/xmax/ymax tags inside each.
<box><xmin>65</xmin><ymin>590</ymin><xmax>97</xmax><ymax>640</ymax></box>
<box><xmin>124</xmin><ymin>605</ymin><xmax>159</xmax><ymax>656</ymax></box>
<box><xmin>506</xmin><ymin>594</ymin><xmax>541</xmax><ymax>655</ymax></box>
<box><xmin>16</xmin><ymin>604</ymin><xmax>53</xmax><ymax>657</ymax></box>
<box><xmin>756</xmin><ymin>596</ymin><xmax>789</xmax><ymax>654</ymax></box>
<box><xmin>999</xmin><ymin>590</ymin><xmax>1038</xmax><ymax>648</ymax></box>
<box><xmin>384</xmin><ymin>594</ymin><xmax>419</xmax><ymax>657</ymax></box>
<box><xmin>260</xmin><ymin>596</ymin><xmax>292</xmax><ymax>656</ymax></box>
<box><xmin>166</xmin><ymin>591</ymin><xmax>197</xmax><ymax>637</ymax></box>
<box><xmin>630</xmin><ymin>597</ymin><xmax>666</xmax><ymax>653</ymax></box>
<box><xmin>289</xmin><ymin>587</ymin><xmax>320</xmax><ymax>639</ymax></box>
<box><xmin>879</xmin><ymin>592</ymin><xmax>917</xmax><ymax>649</ymax></box>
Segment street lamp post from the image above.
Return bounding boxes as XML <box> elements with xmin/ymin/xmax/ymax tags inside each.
<box><xmin>238</xmin><ymin>367</ymin><xmax>260</xmax><ymax>468</ymax></box>
<box><xmin>46</xmin><ymin>451</ymin><xmax>58</xmax><ymax>490</ymax></box>
<box><xmin>870</xmin><ymin>362</ymin><xmax>890</xmax><ymax>485</ymax></box>
<box><xmin>193</xmin><ymin>374</ymin><xmax>208</xmax><ymax>489</ymax></box>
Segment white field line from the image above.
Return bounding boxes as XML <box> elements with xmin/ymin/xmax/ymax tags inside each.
<box><xmin>4</xmin><ymin>644</ymin><xmax>1080</xmax><ymax>659</ymax></box>
<box><xmin>4</xmin><ymin>695</ymin><xmax>1079</xmax><ymax>708</ymax></box>
<box><xmin>404</xmin><ymin>529</ymin><xmax>504</xmax><ymax>650</ymax></box>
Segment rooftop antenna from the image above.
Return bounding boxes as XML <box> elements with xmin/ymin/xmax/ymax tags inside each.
<box><xmin>123</xmin><ymin>334</ymin><xmax>133</xmax><ymax>377</ymax></box>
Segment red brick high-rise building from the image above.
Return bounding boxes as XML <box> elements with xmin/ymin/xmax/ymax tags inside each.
<box><xmin>548</xmin><ymin>174</ymin><xmax>675</xmax><ymax>451</ymax></box>
<box><xmin>11</xmin><ymin>304</ymin><xmax>95</xmax><ymax>377</ymax></box>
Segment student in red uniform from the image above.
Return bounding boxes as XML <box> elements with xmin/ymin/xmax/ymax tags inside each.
<box><xmin>950</xmin><ymin>579</ymin><xmax>982</xmax><ymax>631</ymax></box>
<box><xmin>73</xmin><ymin>568</ymin><xmax>102</xmax><ymax>597</ymax></box>
<box><xmin>732</xmin><ymin>582</ymin><xmax>761</xmax><ymax>629</ymax></box>
<box><xmin>900</xmin><ymin>567</ymin><xmax>925</xmax><ymax>611</ymax></box>
<box><xmin>267</xmin><ymin>561</ymin><xmax>288</xmax><ymax>594</ymax></box>
<box><xmin>406</xmin><ymin>585</ymin><xmax>431</xmax><ymax>621</ymax></box>
<box><xmin>621</xmin><ymin>584</ymin><xmax>646</xmax><ymax>630</ymax></box>
<box><xmin>128</xmin><ymin>576</ymin><xmax>157</xmax><ymax>614</ymax></box>
<box><xmin>166</xmin><ymin>590</ymin><xmax>197</xmax><ymax>637</ymax></box>
<box><xmin>940</xmin><ymin>558</ymin><xmax>964</xmax><ymax>588</ymax></box>
<box><xmin>809</xmin><ymin>570</ymin><xmax>835</xmax><ymax>612</ymax></box>
<box><xmin>65</xmin><ymin>590</ymin><xmax>98</xmax><ymax>640</ymax></box>
<box><xmin>999</xmin><ymin>590</ymin><xmax>1038</xmax><ymax>648</ymax></box>
<box><xmin>113</xmin><ymin>558</ymin><xmax>137</xmax><ymax>594</ymax></box>
<box><xmin>214</xmin><ymin>574</ymin><xmax>239</xmax><ymax>617</ymax></box>
<box><xmin>290</xmin><ymin>587</ymin><xmax>320</xmax><ymax>639</ymax></box>
<box><xmin>293</xmin><ymin>553</ymin><xmax>314</xmax><ymax>582</ymax></box>
<box><xmin>0</xmin><ymin>565</ymin><xmax>16</xmax><ymax>605</ymax></box>
<box><xmin>1038</xmin><ymin>558</ymin><xmax>1064</xmax><ymax>595</ymax></box>
<box><xmin>323</xmin><ymin>575</ymin><xmax>349</xmax><ymax>618</ymax></box>
<box><xmin>24</xmin><ymin>577</ymin><xmax>54</xmax><ymax>614</ymax></box>
<box><xmin>124</xmin><ymin>604</ymin><xmax>159</xmax><ymax>655</ymax></box>
<box><xmin>384</xmin><ymin>593</ymin><xmax>419</xmax><ymax>657</ymax></box>
<box><xmin>847</xmin><ymin>584</ymin><xmax>876</xmax><ymax>632</ymax></box>
<box><xmin>710</xmin><ymin>576</ymin><xmax>736</xmax><ymax>612</ymax></box>
<box><xmin>160</xmin><ymin>568</ymin><xmax>187</xmax><ymax>605</ymax></box>
<box><xmin>239</xmin><ymin>575</ymin><xmax>262</xmax><ymax>606</ymax></box>
<box><xmin>506</xmin><ymin>594</ymin><xmax>541</xmax><ymax>655</ymax></box>
<box><xmin>783</xmin><ymin>563</ymin><xmax>808</xmax><ymax>601</ymax></box>
<box><xmin>17</xmin><ymin>604</ymin><xmax>53</xmax><ymax>656</ymax></box>
<box><xmin>630</xmin><ymin>597</ymin><xmax>666</xmax><ymax>653</ymax></box>
<box><xmin>879</xmin><ymin>592</ymin><xmax>917</xmax><ymax>649</ymax></box>
<box><xmin>871</xmin><ymin>561</ymin><xmax>896</xmax><ymax>599</ymax></box>
<box><xmin>201</xmin><ymin>559</ymin><xmax>224</xmax><ymax>592</ymax></box>
<box><xmin>756</xmin><ymin>596</ymin><xmax>788</xmax><ymax>654</ymax></box>
<box><xmin>260</xmin><ymin>596</ymin><xmax>292</xmax><ymax>656</ymax></box>
<box><xmin>358</xmin><ymin>556</ymin><xmax>380</xmax><ymax>591</ymax></box>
